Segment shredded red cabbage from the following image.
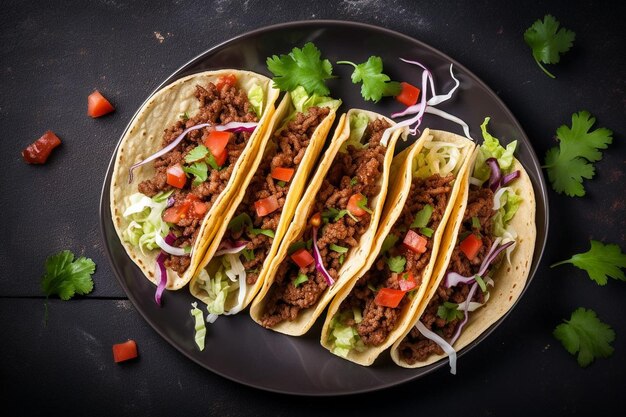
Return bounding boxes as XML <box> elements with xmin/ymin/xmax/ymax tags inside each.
<box><xmin>450</xmin><ymin>282</ymin><xmax>478</xmax><ymax>345</ymax></box>
<box><xmin>502</xmin><ymin>170</ymin><xmax>521</xmax><ymax>186</ymax></box>
<box><xmin>486</xmin><ymin>158</ymin><xmax>502</xmax><ymax>192</ymax></box>
<box><xmin>477</xmin><ymin>241</ymin><xmax>514</xmax><ymax>277</ymax></box>
<box><xmin>128</xmin><ymin>121</ymin><xmax>257</xmax><ymax>183</ymax></box>
<box><xmin>214</xmin><ymin>240</ymin><xmax>249</xmax><ymax>257</ymax></box>
<box><xmin>312</xmin><ymin>226</ymin><xmax>335</xmax><ymax>286</ymax></box>
<box><xmin>445</xmin><ymin>271</ymin><xmax>476</xmax><ymax>287</ymax></box>
<box><xmin>154</xmin><ymin>251</ymin><xmax>167</xmax><ymax>306</ymax></box>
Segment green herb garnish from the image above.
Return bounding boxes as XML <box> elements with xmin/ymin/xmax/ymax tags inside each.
<box><xmin>183</xmin><ymin>162</ymin><xmax>208</xmax><ymax>187</ymax></box>
<box><xmin>277</xmin><ymin>180</ymin><xmax>286</xmax><ymax>187</ymax></box>
<box><xmin>551</xmin><ymin>240</ymin><xmax>626</xmax><ymax>285</ymax></box>
<box><xmin>330</xmin><ymin>244</ymin><xmax>349</xmax><ymax>253</ymax></box>
<box><xmin>184</xmin><ymin>145</ymin><xmax>209</xmax><ymax>164</ymax></box>
<box><xmin>288</xmin><ymin>241</ymin><xmax>307</xmax><ymax>255</ymax></box>
<box><xmin>356</xmin><ymin>195</ymin><xmax>373</xmax><ymax>215</ymax></box>
<box><xmin>411</xmin><ymin>204</ymin><xmax>433</xmax><ymax>229</ymax></box>
<box><xmin>350</xmin><ymin>177</ymin><xmax>359</xmax><ymax>186</ymax></box>
<box><xmin>523</xmin><ymin>14</ymin><xmax>575</xmax><ymax>78</ymax></box>
<box><xmin>474</xmin><ymin>275</ymin><xmax>487</xmax><ymax>292</ymax></box>
<box><xmin>242</xmin><ymin>249</ymin><xmax>255</xmax><ymax>262</ymax></box>
<box><xmin>338</xmin><ymin>254</ymin><xmax>345</xmax><ymax>265</ymax></box>
<box><xmin>419</xmin><ymin>227</ymin><xmax>434</xmax><ymax>238</ymax></box>
<box><xmin>437</xmin><ymin>302</ymin><xmax>464</xmax><ymax>323</ymax></box>
<box><xmin>227</xmin><ymin>213</ymin><xmax>253</xmax><ymax>233</ymax></box>
<box><xmin>251</xmin><ymin>228</ymin><xmax>275</xmax><ymax>239</ymax></box>
<box><xmin>543</xmin><ymin>111</ymin><xmax>613</xmax><ymax>197</ymax></box>
<box><xmin>337</xmin><ymin>56</ymin><xmax>401</xmax><ymax>102</ymax></box>
<box><xmin>267</xmin><ymin>42</ymin><xmax>334</xmax><ymax>95</ymax></box>
<box><xmin>387</xmin><ymin>256</ymin><xmax>406</xmax><ymax>273</ymax></box>
<box><xmin>471</xmin><ymin>216</ymin><xmax>481</xmax><ymax>230</ymax></box>
<box><xmin>293</xmin><ymin>273</ymin><xmax>309</xmax><ymax>287</ymax></box>
<box><xmin>553</xmin><ymin>308</ymin><xmax>614</xmax><ymax>367</ymax></box>
<box><xmin>380</xmin><ymin>234</ymin><xmax>399</xmax><ymax>254</ymax></box>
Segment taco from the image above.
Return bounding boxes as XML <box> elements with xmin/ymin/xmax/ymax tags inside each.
<box><xmin>390</xmin><ymin>118</ymin><xmax>536</xmax><ymax>373</ymax></box>
<box><xmin>320</xmin><ymin>129</ymin><xmax>476</xmax><ymax>365</ymax></box>
<box><xmin>188</xmin><ymin>87</ymin><xmax>341</xmax><ymax>320</ymax></box>
<box><xmin>249</xmin><ymin>109</ymin><xmax>405</xmax><ymax>336</ymax></box>
<box><xmin>110</xmin><ymin>70</ymin><xmax>280</xmax><ymax>302</ymax></box>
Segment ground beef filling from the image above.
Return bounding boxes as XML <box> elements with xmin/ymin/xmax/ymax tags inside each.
<box><xmin>137</xmin><ymin>81</ymin><xmax>259</xmax><ymax>274</ymax></box>
<box><xmin>259</xmin><ymin>119</ymin><xmax>390</xmax><ymax>328</ymax></box>
<box><xmin>220</xmin><ymin>107</ymin><xmax>330</xmax><ymax>285</ymax></box>
<box><xmin>336</xmin><ymin>173</ymin><xmax>454</xmax><ymax>347</ymax></box>
<box><xmin>397</xmin><ymin>186</ymin><xmax>495</xmax><ymax>364</ymax></box>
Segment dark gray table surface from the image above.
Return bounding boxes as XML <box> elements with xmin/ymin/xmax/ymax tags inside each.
<box><xmin>1</xmin><ymin>0</ymin><xmax>624</xmax><ymax>415</ymax></box>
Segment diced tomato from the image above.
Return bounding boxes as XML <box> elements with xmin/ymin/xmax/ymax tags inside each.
<box><xmin>347</xmin><ymin>193</ymin><xmax>367</xmax><ymax>217</ymax></box>
<box><xmin>215</xmin><ymin>73</ymin><xmax>237</xmax><ymax>90</ymax></box>
<box><xmin>460</xmin><ymin>233</ymin><xmax>483</xmax><ymax>261</ymax></box>
<box><xmin>166</xmin><ymin>163</ymin><xmax>186</xmax><ymax>189</ymax></box>
<box><xmin>395</xmin><ymin>82</ymin><xmax>421</xmax><ymax>107</ymax></box>
<box><xmin>290</xmin><ymin>248</ymin><xmax>315</xmax><ymax>268</ymax></box>
<box><xmin>398</xmin><ymin>272</ymin><xmax>417</xmax><ymax>292</ymax></box>
<box><xmin>310</xmin><ymin>212</ymin><xmax>322</xmax><ymax>228</ymax></box>
<box><xmin>112</xmin><ymin>340</ymin><xmax>138</xmax><ymax>363</ymax></box>
<box><xmin>403</xmin><ymin>230</ymin><xmax>428</xmax><ymax>254</ymax></box>
<box><xmin>204</xmin><ymin>130</ymin><xmax>231</xmax><ymax>159</ymax></box>
<box><xmin>215</xmin><ymin>148</ymin><xmax>228</xmax><ymax>167</ymax></box>
<box><xmin>271</xmin><ymin>167</ymin><xmax>295</xmax><ymax>182</ymax></box>
<box><xmin>87</xmin><ymin>90</ymin><xmax>115</xmax><ymax>118</ymax></box>
<box><xmin>374</xmin><ymin>288</ymin><xmax>405</xmax><ymax>308</ymax></box>
<box><xmin>22</xmin><ymin>130</ymin><xmax>62</xmax><ymax>164</ymax></box>
<box><xmin>192</xmin><ymin>201</ymin><xmax>208</xmax><ymax>217</ymax></box>
<box><xmin>254</xmin><ymin>195</ymin><xmax>279</xmax><ymax>217</ymax></box>
<box><xmin>163</xmin><ymin>194</ymin><xmax>205</xmax><ymax>223</ymax></box>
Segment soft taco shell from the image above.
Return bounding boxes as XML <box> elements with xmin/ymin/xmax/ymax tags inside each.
<box><xmin>249</xmin><ymin>109</ymin><xmax>405</xmax><ymax>336</ymax></box>
<box><xmin>390</xmin><ymin>150</ymin><xmax>536</xmax><ymax>368</ymax></box>
<box><xmin>320</xmin><ymin>129</ymin><xmax>475</xmax><ymax>365</ymax></box>
<box><xmin>189</xmin><ymin>92</ymin><xmax>338</xmax><ymax>312</ymax></box>
<box><xmin>110</xmin><ymin>70</ymin><xmax>280</xmax><ymax>290</ymax></box>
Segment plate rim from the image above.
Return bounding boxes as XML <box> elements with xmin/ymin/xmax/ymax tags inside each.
<box><xmin>99</xmin><ymin>19</ymin><xmax>549</xmax><ymax>396</ymax></box>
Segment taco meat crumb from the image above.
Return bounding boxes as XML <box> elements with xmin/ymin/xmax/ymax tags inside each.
<box><xmin>259</xmin><ymin>118</ymin><xmax>390</xmax><ymax>328</ymax></box>
<box><xmin>218</xmin><ymin>106</ymin><xmax>330</xmax><ymax>286</ymax></box>
<box><xmin>138</xmin><ymin>81</ymin><xmax>259</xmax><ymax>275</ymax></box>
<box><xmin>397</xmin><ymin>185</ymin><xmax>495</xmax><ymax>364</ymax></box>
<box><xmin>336</xmin><ymin>173</ymin><xmax>454</xmax><ymax>347</ymax></box>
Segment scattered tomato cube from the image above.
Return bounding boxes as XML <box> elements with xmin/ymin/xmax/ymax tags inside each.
<box><xmin>22</xmin><ymin>130</ymin><xmax>62</xmax><ymax>164</ymax></box>
<box><xmin>87</xmin><ymin>90</ymin><xmax>115</xmax><ymax>118</ymax></box>
<box><xmin>112</xmin><ymin>340</ymin><xmax>138</xmax><ymax>363</ymax></box>
<box><xmin>395</xmin><ymin>82</ymin><xmax>421</xmax><ymax>107</ymax></box>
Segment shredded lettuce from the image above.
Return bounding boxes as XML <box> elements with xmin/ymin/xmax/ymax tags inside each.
<box><xmin>194</xmin><ymin>253</ymin><xmax>247</xmax><ymax>317</ymax></box>
<box><xmin>413</xmin><ymin>139</ymin><xmax>465</xmax><ymax>178</ymax></box>
<box><xmin>339</xmin><ymin>112</ymin><xmax>370</xmax><ymax>152</ymax></box>
<box><xmin>290</xmin><ymin>85</ymin><xmax>341</xmax><ymax>114</ymax></box>
<box><xmin>248</xmin><ymin>83</ymin><xmax>264</xmax><ymax>117</ymax></box>
<box><xmin>122</xmin><ymin>191</ymin><xmax>172</xmax><ymax>255</ymax></box>
<box><xmin>190</xmin><ymin>302</ymin><xmax>206</xmax><ymax>351</ymax></box>
<box><xmin>327</xmin><ymin>310</ymin><xmax>365</xmax><ymax>357</ymax></box>
<box><xmin>492</xmin><ymin>188</ymin><xmax>523</xmax><ymax>237</ymax></box>
<box><xmin>473</xmin><ymin>117</ymin><xmax>518</xmax><ymax>182</ymax></box>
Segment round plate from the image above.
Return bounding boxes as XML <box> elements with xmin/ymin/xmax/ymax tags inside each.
<box><xmin>100</xmin><ymin>20</ymin><xmax>549</xmax><ymax>395</ymax></box>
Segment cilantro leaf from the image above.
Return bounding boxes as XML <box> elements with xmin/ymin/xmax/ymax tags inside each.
<box><xmin>543</xmin><ymin>111</ymin><xmax>613</xmax><ymax>196</ymax></box>
<box><xmin>266</xmin><ymin>42</ymin><xmax>334</xmax><ymax>96</ymax></box>
<box><xmin>411</xmin><ymin>205</ymin><xmax>433</xmax><ymax>229</ymax></box>
<box><xmin>337</xmin><ymin>56</ymin><xmax>401</xmax><ymax>102</ymax></box>
<box><xmin>551</xmin><ymin>240</ymin><xmax>626</xmax><ymax>285</ymax></box>
<box><xmin>387</xmin><ymin>256</ymin><xmax>406</xmax><ymax>273</ymax></box>
<box><xmin>183</xmin><ymin>162</ymin><xmax>208</xmax><ymax>187</ymax></box>
<box><xmin>41</xmin><ymin>250</ymin><xmax>96</xmax><ymax>300</ymax></box>
<box><xmin>184</xmin><ymin>145</ymin><xmax>209</xmax><ymax>164</ymax></box>
<box><xmin>380</xmin><ymin>234</ymin><xmax>399</xmax><ymax>254</ymax></box>
<box><xmin>523</xmin><ymin>14</ymin><xmax>575</xmax><ymax>78</ymax></box>
<box><xmin>553</xmin><ymin>308</ymin><xmax>614</xmax><ymax>367</ymax></box>
<box><xmin>437</xmin><ymin>302</ymin><xmax>464</xmax><ymax>323</ymax></box>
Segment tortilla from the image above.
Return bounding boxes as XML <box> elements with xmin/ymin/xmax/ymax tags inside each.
<box><xmin>320</xmin><ymin>129</ymin><xmax>476</xmax><ymax>365</ymax></box>
<box><xmin>188</xmin><ymin>92</ymin><xmax>338</xmax><ymax>315</ymax></box>
<box><xmin>110</xmin><ymin>70</ymin><xmax>280</xmax><ymax>291</ymax></box>
<box><xmin>390</xmin><ymin>148</ymin><xmax>536</xmax><ymax>369</ymax></box>
<box><xmin>249</xmin><ymin>109</ymin><xmax>406</xmax><ymax>336</ymax></box>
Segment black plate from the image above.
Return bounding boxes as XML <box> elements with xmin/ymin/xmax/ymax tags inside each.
<box><xmin>100</xmin><ymin>20</ymin><xmax>549</xmax><ymax>396</ymax></box>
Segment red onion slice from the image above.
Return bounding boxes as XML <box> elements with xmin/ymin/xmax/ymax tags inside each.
<box><xmin>477</xmin><ymin>241</ymin><xmax>515</xmax><ymax>277</ymax></box>
<box><xmin>502</xmin><ymin>170</ymin><xmax>521</xmax><ymax>186</ymax></box>
<box><xmin>312</xmin><ymin>227</ymin><xmax>335</xmax><ymax>286</ymax></box>
<box><xmin>450</xmin><ymin>282</ymin><xmax>478</xmax><ymax>345</ymax></box>
<box><xmin>154</xmin><ymin>251</ymin><xmax>168</xmax><ymax>306</ymax></box>
<box><xmin>155</xmin><ymin>233</ymin><xmax>188</xmax><ymax>257</ymax></box>
<box><xmin>486</xmin><ymin>158</ymin><xmax>502</xmax><ymax>192</ymax></box>
<box><xmin>214</xmin><ymin>240</ymin><xmax>249</xmax><ymax>257</ymax></box>
<box><xmin>128</xmin><ymin>121</ymin><xmax>257</xmax><ymax>183</ymax></box>
<box><xmin>445</xmin><ymin>271</ymin><xmax>475</xmax><ymax>288</ymax></box>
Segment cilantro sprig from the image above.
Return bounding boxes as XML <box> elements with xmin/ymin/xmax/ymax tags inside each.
<box><xmin>553</xmin><ymin>308</ymin><xmax>615</xmax><ymax>367</ymax></box>
<box><xmin>551</xmin><ymin>240</ymin><xmax>626</xmax><ymax>286</ymax></box>
<box><xmin>41</xmin><ymin>250</ymin><xmax>96</xmax><ymax>300</ymax></box>
<box><xmin>267</xmin><ymin>42</ymin><xmax>334</xmax><ymax>96</ymax></box>
<box><xmin>543</xmin><ymin>111</ymin><xmax>613</xmax><ymax>197</ymax></box>
<box><xmin>337</xmin><ymin>56</ymin><xmax>401</xmax><ymax>102</ymax></box>
<box><xmin>523</xmin><ymin>14</ymin><xmax>575</xmax><ymax>78</ymax></box>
